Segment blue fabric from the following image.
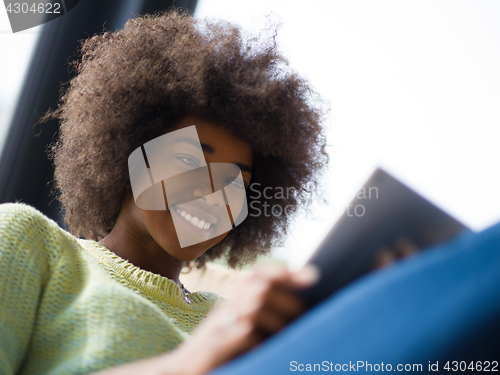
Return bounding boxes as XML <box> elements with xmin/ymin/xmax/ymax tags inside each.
<box><xmin>210</xmin><ymin>223</ymin><xmax>500</xmax><ymax>374</ymax></box>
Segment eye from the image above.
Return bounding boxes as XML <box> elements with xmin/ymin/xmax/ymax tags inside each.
<box><xmin>175</xmin><ymin>155</ymin><xmax>200</xmax><ymax>168</ymax></box>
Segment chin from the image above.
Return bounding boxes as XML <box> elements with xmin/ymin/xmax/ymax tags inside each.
<box><xmin>174</xmin><ymin>235</ymin><xmax>227</xmax><ymax>262</ymax></box>
<box><xmin>170</xmin><ymin>241</ymin><xmax>211</xmax><ymax>262</ymax></box>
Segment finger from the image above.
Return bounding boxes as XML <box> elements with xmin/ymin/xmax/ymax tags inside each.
<box><xmin>249</xmin><ymin>263</ymin><xmax>290</xmax><ymax>284</ymax></box>
<box><xmin>211</xmin><ymin>305</ymin><xmax>274</xmax><ymax>349</ymax></box>
<box><xmin>290</xmin><ymin>264</ymin><xmax>321</xmax><ymax>289</ymax></box>
<box><xmin>243</xmin><ymin>265</ymin><xmax>318</xmax><ymax>318</ymax></box>
<box><xmin>250</xmin><ymin>264</ymin><xmax>320</xmax><ymax>290</ymax></box>
<box><xmin>261</xmin><ymin>286</ymin><xmax>307</xmax><ymax>319</ymax></box>
<box><xmin>189</xmin><ymin>314</ymin><xmax>262</xmax><ymax>373</ymax></box>
<box><xmin>251</xmin><ymin>306</ymin><xmax>289</xmax><ymax>336</ymax></box>
<box><xmin>197</xmin><ymin>305</ymin><xmax>261</xmax><ymax>352</ymax></box>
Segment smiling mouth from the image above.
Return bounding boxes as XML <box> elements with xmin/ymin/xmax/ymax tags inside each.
<box><xmin>175</xmin><ymin>208</ymin><xmax>213</xmax><ymax>230</ymax></box>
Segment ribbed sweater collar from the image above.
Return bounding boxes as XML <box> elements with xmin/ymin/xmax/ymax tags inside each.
<box><xmin>77</xmin><ymin>239</ymin><xmax>214</xmax><ymax>311</ymax></box>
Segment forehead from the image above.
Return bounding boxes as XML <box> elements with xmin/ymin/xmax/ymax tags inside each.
<box><xmin>173</xmin><ymin>116</ymin><xmax>253</xmax><ymax>168</ymax></box>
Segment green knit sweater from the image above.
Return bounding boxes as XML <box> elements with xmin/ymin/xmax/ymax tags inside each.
<box><xmin>0</xmin><ymin>203</ymin><xmax>220</xmax><ymax>375</ymax></box>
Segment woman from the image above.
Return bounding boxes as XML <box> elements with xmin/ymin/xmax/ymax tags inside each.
<box><xmin>0</xmin><ymin>10</ymin><xmax>327</xmax><ymax>375</ymax></box>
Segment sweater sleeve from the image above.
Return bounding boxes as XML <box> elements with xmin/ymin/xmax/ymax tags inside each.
<box><xmin>0</xmin><ymin>204</ymin><xmax>56</xmax><ymax>375</ymax></box>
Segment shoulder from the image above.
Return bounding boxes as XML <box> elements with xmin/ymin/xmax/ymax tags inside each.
<box><xmin>0</xmin><ymin>202</ymin><xmax>56</xmax><ymax>227</ymax></box>
<box><xmin>0</xmin><ymin>203</ymin><xmax>76</xmax><ymax>263</ymax></box>
<box><xmin>0</xmin><ymin>203</ymin><xmax>64</xmax><ymax>240</ymax></box>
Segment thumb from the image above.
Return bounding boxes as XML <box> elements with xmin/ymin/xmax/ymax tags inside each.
<box><xmin>290</xmin><ymin>264</ymin><xmax>321</xmax><ymax>289</ymax></box>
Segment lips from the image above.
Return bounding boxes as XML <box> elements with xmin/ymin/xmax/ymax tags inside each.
<box><xmin>169</xmin><ymin>199</ymin><xmax>222</xmax><ymax>241</ymax></box>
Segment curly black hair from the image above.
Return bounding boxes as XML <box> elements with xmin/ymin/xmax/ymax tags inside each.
<box><xmin>48</xmin><ymin>10</ymin><xmax>328</xmax><ymax>269</ymax></box>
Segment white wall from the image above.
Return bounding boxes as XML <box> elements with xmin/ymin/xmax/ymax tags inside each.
<box><xmin>195</xmin><ymin>0</ymin><xmax>500</xmax><ymax>267</ymax></box>
<box><xmin>0</xmin><ymin>10</ymin><xmax>41</xmax><ymax>151</ymax></box>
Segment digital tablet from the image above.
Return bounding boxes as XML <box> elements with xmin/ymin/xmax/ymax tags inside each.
<box><xmin>300</xmin><ymin>168</ymin><xmax>471</xmax><ymax>307</ymax></box>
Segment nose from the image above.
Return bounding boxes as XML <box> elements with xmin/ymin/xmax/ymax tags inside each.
<box><xmin>193</xmin><ymin>186</ymin><xmax>226</xmax><ymax>207</ymax></box>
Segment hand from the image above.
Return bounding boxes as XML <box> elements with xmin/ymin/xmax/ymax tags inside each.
<box><xmin>90</xmin><ymin>265</ymin><xmax>319</xmax><ymax>375</ymax></box>
<box><xmin>174</xmin><ymin>264</ymin><xmax>320</xmax><ymax>375</ymax></box>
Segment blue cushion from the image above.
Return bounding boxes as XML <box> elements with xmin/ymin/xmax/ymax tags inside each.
<box><xmin>210</xmin><ymin>222</ymin><xmax>500</xmax><ymax>374</ymax></box>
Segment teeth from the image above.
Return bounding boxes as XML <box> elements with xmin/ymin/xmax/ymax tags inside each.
<box><xmin>176</xmin><ymin>209</ymin><xmax>212</xmax><ymax>230</ymax></box>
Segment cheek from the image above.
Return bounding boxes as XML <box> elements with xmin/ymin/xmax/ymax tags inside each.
<box><xmin>142</xmin><ymin>210</ymin><xmax>180</xmax><ymax>245</ymax></box>
<box><xmin>208</xmin><ymin>231</ymin><xmax>230</xmax><ymax>248</ymax></box>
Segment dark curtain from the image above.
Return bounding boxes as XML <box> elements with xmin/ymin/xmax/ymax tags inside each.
<box><xmin>0</xmin><ymin>0</ymin><xmax>198</xmax><ymax>225</ymax></box>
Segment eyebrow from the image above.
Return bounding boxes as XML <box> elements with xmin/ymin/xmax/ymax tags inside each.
<box><xmin>176</xmin><ymin>138</ymin><xmax>252</xmax><ymax>175</ymax></box>
<box><xmin>175</xmin><ymin>138</ymin><xmax>214</xmax><ymax>153</ymax></box>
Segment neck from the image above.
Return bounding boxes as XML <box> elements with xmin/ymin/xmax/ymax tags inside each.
<box><xmin>99</xmin><ymin>205</ymin><xmax>185</xmax><ymax>285</ymax></box>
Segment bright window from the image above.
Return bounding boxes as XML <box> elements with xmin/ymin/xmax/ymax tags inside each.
<box><xmin>0</xmin><ymin>9</ymin><xmax>42</xmax><ymax>152</ymax></box>
<box><xmin>196</xmin><ymin>0</ymin><xmax>500</xmax><ymax>267</ymax></box>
